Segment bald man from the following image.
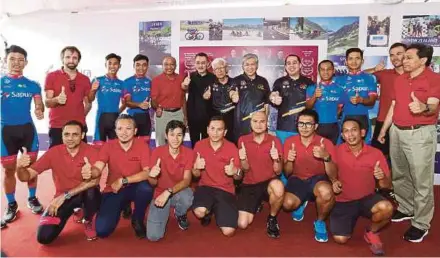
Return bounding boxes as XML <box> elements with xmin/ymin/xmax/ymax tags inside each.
<box><xmin>237</xmin><ymin>111</ymin><xmax>284</xmax><ymax>238</ymax></box>
<box><xmin>151</xmin><ymin>56</ymin><xmax>187</xmax><ymax>146</ymax></box>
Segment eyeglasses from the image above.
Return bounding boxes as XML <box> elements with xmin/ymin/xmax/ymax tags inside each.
<box><xmin>68</xmin><ymin>79</ymin><xmax>76</xmax><ymax>93</ymax></box>
<box><xmin>214</xmin><ymin>66</ymin><xmax>226</xmax><ymax>71</ymax></box>
<box><xmin>297</xmin><ymin>122</ymin><xmax>315</xmax><ymax>129</ymax></box>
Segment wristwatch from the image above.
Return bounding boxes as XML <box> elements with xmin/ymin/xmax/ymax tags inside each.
<box><xmin>323</xmin><ymin>155</ymin><xmax>332</xmax><ymax>163</ymax></box>
<box><xmin>236</xmin><ymin>169</ymin><xmax>242</xmax><ymax>177</ymax></box>
<box><xmin>166</xmin><ymin>188</ymin><xmax>173</xmax><ymax>195</ymax></box>
<box><xmin>423</xmin><ymin>103</ymin><xmax>430</xmax><ymax>113</ymax></box>
<box><xmin>121</xmin><ymin>177</ymin><xmax>129</xmax><ymax>187</ymax></box>
<box><xmin>64</xmin><ymin>191</ymin><xmax>72</xmax><ymax>200</ymax></box>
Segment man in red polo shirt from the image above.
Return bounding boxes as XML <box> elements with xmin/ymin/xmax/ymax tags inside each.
<box><xmin>44</xmin><ymin>46</ymin><xmax>93</xmax><ymax>148</ymax></box>
<box><xmin>192</xmin><ymin>116</ymin><xmax>241</xmax><ymax>237</ymax></box>
<box><xmin>151</xmin><ymin>56</ymin><xmax>187</xmax><ymax>147</ymax></box>
<box><xmin>378</xmin><ymin>43</ymin><xmax>440</xmax><ymax>243</ymax></box>
<box><xmin>146</xmin><ymin>120</ymin><xmax>194</xmax><ymax>241</ymax></box>
<box><xmin>282</xmin><ymin>109</ymin><xmax>337</xmax><ymax>243</ymax></box>
<box><xmin>15</xmin><ymin>120</ymin><xmax>101</xmax><ymax>244</ymax></box>
<box><xmin>92</xmin><ymin>114</ymin><xmax>154</xmax><ymax>239</ymax></box>
<box><xmin>236</xmin><ymin>111</ymin><xmax>284</xmax><ymax>238</ymax></box>
<box><xmin>332</xmin><ymin>118</ymin><xmax>393</xmax><ymax>256</ymax></box>
<box><xmin>366</xmin><ymin>43</ymin><xmax>407</xmax><ymax>158</ymax></box>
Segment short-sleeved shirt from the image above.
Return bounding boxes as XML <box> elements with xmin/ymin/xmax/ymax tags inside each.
<box><xmin>123</xmin><ymin>75</ymin><xmax>151</xmax><ymax>116</ymax></box>
<box><xmin>30</xmin><ymin>142</ymin><xmax>99</xmax><ymax>197</ymax></box>
<box><xmin>44</xmin><ymin>69</ymin><xmax>91</xmax><ymax>128</ymax></box>
<box><xmin>283</xmin><ymin>134</ymin><xmax>336</xmax><ymax>180</ymax></box>
<box><xmin>151</xmin><ymin>73</ymin><xmax>185</xmax><ymax>109</ymax></box>
<box><xmin>306</xmin><ymin>80</ymin><xmax>345</xmax><ymax>124</ymax></box>
<box><xmin>391</xmin><ymin>68</ymin><xmax>440</xmax><ymax>126</ymax></box>
<box><xmin>232</xmin><ymin>74</ymin><xmax>270</xmax><ymax>136</ymax></box>
<box><xmin>210</xmin><ymin>77</ymin><xmax>235</xmax><ymax>114</ymax></box>
<box><xmin>335</xmin><ymin>72</ymin><xmax>377</xmax><ymax>116</ymax></box>
<box><xmin>98</xmin><ymin>138</ymin><xmax>151</xmax><ymax>193</ymax></box>
<box><xmin>373</xmin><ymin>69</ymin><xmax>401</xmax><ymax>122</ymax></box>
<box><xmin>335</xmin><ymin>143</ymin><xmax>390</xmax><ymax>202</ymax></box>
<box><xmin>272</xmin><ymin>75</ymin><xmax>314</xmax><ymax>132</ymax></box>
<box><xmin>238</xmin><ymin>133</ymin><xmax>283</xmax><ymax>185</ymax></box>
<box><xmin>1</xmin><ymin>75</ymin><xmax>41</xmax><ymax>126</ymax></box>
<box><xmin>187</xmin><ymin>72</ymin><xmax>216</xmax><ymax>121</ymax></box>
<box><xmin>149</xmin><ymin>145</ymin><xmax>195</xmax><ymax>199</ymax></box>
<box><xmin>93</xmin><ymin>75</ymin><xmax>124</xmax><ymax>114</ymax></box>
<box><xmin>194</xmin><ymin>138</ymin><xmax>240</xmax><ymax>194</ymax></box>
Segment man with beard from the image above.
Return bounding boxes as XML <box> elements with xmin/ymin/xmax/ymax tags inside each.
<box><xmin>378</xmin><ymin>44</ymin><xmax>440</xmax><ymax>243</ymax></box>
<box><xmin>151</xmin><ymin>56</ymin><xmax>187</xmax><ymax>146</ymax></box>
<box><xmin>123</xmin><ymin>54</ymin><xmax>152</xmax><ymax>144</ymax></box>
<box><xmin>90</xmin><ymin>53</ymin><xmax>125</xmax><ymax>146</ymax></box>
<box><xmin>184</xmin><ymin>53</ymin><xmax>216</xmax><ymax>148</ymax></box>
<box><xmin>93</xmin><ymin>115</ymin><xmax>155</xmax><ymax>239</ymax></box>
<box><xmin>335</xmin><ymin>48</ymin><xmax>378</xmax><ymax>144</ymax></box>
<box><xmin>44</xmin><ymin>46</ymin><xmax>93</xmax><ymax>148</ymax></box>
<box><xmin>230</xmin><ymin>54</ymin><xmax>270</xmax><ymax>144</ymax></box>
<box><xmin>1</xmin><ymin>45</ymin><xmax>45</xmax><ymax>225</ymax></box>
<box><xmin>16</xmin><ymin>120</ymin><xmax>101</xmax><ymax>243</ymax></box>
<box><xmin>203</xmin><ymin>58</ymin><xmax>235</xmax><ymax>143</ymax></box>
<box><xmin>237</xmin><ymin>111</ymin><xmax>284</xmax><ymax>238</ymax></box>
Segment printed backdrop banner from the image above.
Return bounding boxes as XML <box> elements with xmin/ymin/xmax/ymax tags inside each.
<box><xmin>401</xmin><ymin>15</ymin><xmax>440</xmax><ymax>46</ymax></box>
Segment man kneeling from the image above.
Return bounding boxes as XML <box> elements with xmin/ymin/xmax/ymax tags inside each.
<box><xmin>237</xmin><ymin>111</ymin><xmax>284</xmax><ymax>238</ymax></box>
<box><xmin>146</xmin><ymin>120</ymin><xmax>194</xmax><ymax>241</ymax></box>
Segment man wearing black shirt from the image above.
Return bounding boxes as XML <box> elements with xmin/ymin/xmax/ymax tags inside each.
<box><xmin>230</xmin><ymin>53</ymin><xmax>270</xmax><ymax>144</ymax></box>
<box><xmin>203</xmin><ymin>58</ymin><xmax>235</xmax><ymax>142</ymax></box>
<box><xmin>183</xmin><ymin>52</ymin><xmax>216</xmax><ymax>148</ymax></box>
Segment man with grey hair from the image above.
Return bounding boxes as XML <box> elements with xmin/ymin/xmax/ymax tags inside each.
<box><xmin>203</xmin><ymin>58</ymin><xmax>235</xmax><ymax>142</ymax></box>
<box><xmin>229</xmin><ymin>53</ymin><xmax>270</xmax><ymax>144</ymax></box>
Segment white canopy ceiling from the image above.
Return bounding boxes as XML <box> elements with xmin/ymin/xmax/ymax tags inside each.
<box><xmin>0</xmin><ymin>0</ymin><xmax>437</xmax><ymax>17</ymax></box>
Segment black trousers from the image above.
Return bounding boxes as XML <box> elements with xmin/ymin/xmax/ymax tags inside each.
<box><xmin>188</xmin><ymin>118</ymin><xmax>209</xmax><ymax>148</ymax></box>
<box><xmin>36</xmin><ymin>187</ymin><xmax>101</xmax><ymax>245</ymax></box>
<box><xmin>371</xmin><ymin>120</ymin><xmax>390</xmax><ymax>157</ymax></box>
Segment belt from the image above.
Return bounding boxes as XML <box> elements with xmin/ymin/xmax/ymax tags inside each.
<box><xmin>394</xmin><ymin>124</ymin><xmax>427</xmax><ymax>130</ymax></box>
<box><xmin>162</xmin><ymin>108</ymin><xmax>181</xmax><ymax>112</ymax></box>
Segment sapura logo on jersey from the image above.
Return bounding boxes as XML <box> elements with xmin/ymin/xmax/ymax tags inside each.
<box><xmin>101</xmin><ymin>86</ymin><xmax>122</xmax><ymax>93</ymax></box>
<box><xmin>324</xmin><ymin>96</ymin><xmax>340</xmax><ymax>102</ymax></box>
<box><xmin>352</xmin><ymin>86</ymin><xmax>368</xmax><ymax>92</ymax></box>
<box><xmin>133</xmin><ymin>86</ymin><xmax>151</xmax><ymax>93</ymax></box>
<box><xmin>2</xmin><ymin>91</ymin><xmax>33</xmax><ymax>98</ymax></box>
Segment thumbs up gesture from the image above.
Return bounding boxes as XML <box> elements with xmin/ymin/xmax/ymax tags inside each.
<box><xmin>374</xmin><ymin>59</ymin><xmax>386</xmax><ymax>72</ymax></box>
<box><xmin>17</xmin><ymin>147</ymin><xmax>31</xmax><ymax>168</ymax></box>
<box><xmin>269</xmin><ymin>91</ymin><xmax>282</xmax><ymax>105</ymax></box>
<box><xmin>350</xmin><ymin>90</ymin><xmax>362</xmax><ymax>105</ymax></box>
<box><xmin>239</xmin><ymin>142</ymin><xmax>247</xmax><ymax>160</ymax></box>
<box><xmin>203</xmin><ymin>86</ymin><xmax>212</xmax><ymax>100</ymax></box>
<box><xmin>408</xmin><ymin>92</ymin><xmax>427</xmax><ymax>114</ymax></box>
<box><xmin>194</xmin><ymin>152</ymin><xmax>206</xmax><ymax>170</ymax></box>
<box><xmin>313</xmin><ymin>138</ymin><xmax>329</xmax><ymax>159</ymax></box>
<box><xmin>373</xmin><ymin>161</ymin><xmax>385</xmax><ymax>180</ymax></box>
<box><xmin>149</xmin><ymin>158</ymin><xmax>161</xmax><ymax>178</ymax></box>
<box><xmin>270</xmin><ymin>141</ymin><xmax>279</xmax><ymax>160</ymax></box>
<box><xmin>314</xmin><ymin>85</ymin><xmax>323</xmax><ymax>98</ymax></box>
<box><xmin>91</xmin><ymin>78</ymin><xmax>100</xmax><ymax>91</ymax></box>
<box><xmin>182</xmin><ymin>71</ymin><xmax>191</xmax><ymax>90</ymax></box>
<box><xmin>287</xmin><ymin>143</ymin><xmax>297</xmax><ymax>162</ymax></box>
<box><xmin>230</xmin><ymin>89</ymin><xmax>239</xmax><ymax>103</ymax></box>
<box><xmin>224</xmin><ymin>158</ymin><xmax>236</xmax><ymax>176</ymax></box>
<box><xmin>57</xmin><ymin>86</ymin><xmax>67</xmax><ymax>105</ymax></box>
<box><xmin>81</xmin><ymin>157</ymin><xmax>92</xmax><ymax>180</ymax></box>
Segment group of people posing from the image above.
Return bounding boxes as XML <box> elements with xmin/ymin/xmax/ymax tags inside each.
<box><xmin>1</xmin><ymin>41</ymin><xmax>439</xmax><ymax>256</ymax></box>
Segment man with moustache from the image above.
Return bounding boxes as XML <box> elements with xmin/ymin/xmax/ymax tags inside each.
<box><xmin>378</xmin><ymin>44</ymin><xmax>440</xmax><ymax>242</ymax></box>
<box><xmin>306</xmin><ymin>60</ymin><xmax>345</xmax><ymax>144</ymax></box>
<box><xmin>123</xmin><ymin>54</ymin><xmax>152</xmax><ymax>143</ymax></box>
<box><xmin>90</xmin><ymin>53</ymin><xmax>125</xmax><ymax>146</ymax></box>
<box><xmin>151</xmin><ymin>56</ymin><xmax>187</xmax><ymax>146</ymax></box>
<box><xmin>335</xmin><ymin>48</ymin><xmax>378</xmax><ymax>144</ymax></box>
<box><xmin>183</xmin><ymin>53</ymin><xmax>216</xmax><ymax>148</ymax></box>
<box><xmin>44</xmin><ymin>46</ymin><xmax>93</xmax><ymax>148</ymax></box>
<box><xmin>1</xmin><ymin>45</ymin><xmax>45</xmax><ymax>225</ymax></box>
<box><xmin>237</xmin><ymin>111</ymin><xmax>284</xmax><ymax>238</ymax></box>
<box><xmin>203</xmin><ymin>58</ymin><xmax>235</xmax><ymax>143</ymax></box>
<box><xmin>230</xmin><ymin>53</ymin><xmax>270</xmax><ymax>144</ymax></box>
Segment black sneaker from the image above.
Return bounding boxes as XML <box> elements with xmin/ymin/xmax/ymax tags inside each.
<box><xmin>1</xmin><ymin>219</ymin><xmax>6</xmax><ymax>229</ymax></box>
<box><xmin>267</xmin><ymin>216</ymin><xmax>280</xmax><ymax>238</ymax></box>
<box><xmin>131</xmin><ymin>219</ymin><xmax>146</xmax><ymax>239</ymax></box>
<box><xmin>176</xmin><ymin>214</ymin><xmax>189</xmax><ymax>230</ymax></box>
<box><xmin>403</xmin><ymin>226</ymin><xmax>429</xmax><ymax>243</ymax></box>
<box><xmin>122</xmin><ymin>204</ymin><xmax>132</xmax><ymax>219</ymax></box>
<box><xmin>391</xmin><ymin>210</ymin><xmax>413</xmax><ymax>222</ymax></box>
<box><xmin>27</xmin><ymin>197</ymin><xmax>43</xmax><ymax>214</ymax></box>
<box><xmin>201</xmin><ymin>213</ymin><xmax>212</xmax><ymax>227</ymax></box>
<box><xmin>4</xmin><ymin>201</ymin><xmax>18</xmax><ymax>223</ymax></box>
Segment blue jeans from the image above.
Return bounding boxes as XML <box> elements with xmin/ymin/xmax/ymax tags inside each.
<box><xmin>95</xmin><ymin>181</ymin><xmax>153</xmax><ymax>238</ymax></box>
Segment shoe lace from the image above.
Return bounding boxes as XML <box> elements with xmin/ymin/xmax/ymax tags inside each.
<box><xmin>315</xmin><ymin>220</ymin><xmax>327</xmax><ymax>234</ymax></box>
<box><xmin>29</xmin><ymin>197</ymin><xmax>40</xmax><ymax>207</ymax></box>
<box><xmin>268</xmin><ymin>218</ymin><xmax>279</xmax><ymax>230</ymax></box>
